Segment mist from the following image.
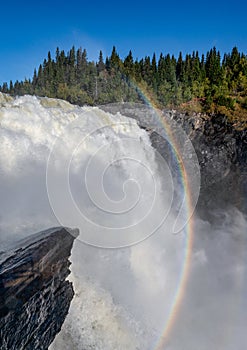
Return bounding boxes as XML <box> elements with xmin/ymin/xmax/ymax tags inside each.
<box><xmin>0</xmin><ymin>93</ymin><xmax>246</xmax><ymax>349</ymax></box>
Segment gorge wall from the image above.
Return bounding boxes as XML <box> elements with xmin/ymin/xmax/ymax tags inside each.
<box><xmin>100</xmin><ymin>103</ymin><xmax>247</xmax><ymax>218</ymax></box>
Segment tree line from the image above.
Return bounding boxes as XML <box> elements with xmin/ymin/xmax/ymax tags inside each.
<box><xmin>1</xmin><ymin>46</ymin><xmax>247</xmax><ymax>123</ymax></box>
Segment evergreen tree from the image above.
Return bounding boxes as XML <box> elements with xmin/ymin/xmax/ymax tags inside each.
<box><xmin>124</xmin><ymin>50</ymin><xmax>134</xmax><ymax>77</ymax></box>
<box><xmin>1</xmin><ymin>44</ymin><xmax>246</xmax><ymax>121</ymax></box>
<box><xmin>97</xmin><ymin>50</ymin><xmax>105</xmax><ymax>74</ymax></box>
<box><xmin>205</xmin><ymin>47</ymin><xmax>222</xmax><ymax>85</ymax></box>
<box><xmin>110</xmin><ymin>46</ymin><xmax>121</xmax><ymax>71</ymax></box>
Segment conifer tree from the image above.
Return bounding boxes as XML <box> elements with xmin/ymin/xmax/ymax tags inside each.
<box><xmin>124</xmin><ymin>50</ymin><xmax>134</xmax><ymax>77</ymax></box>
<box><xmin>97</xmin><ymin>50</ymin><xmax>105</xmax><ymax>74</ymax></box>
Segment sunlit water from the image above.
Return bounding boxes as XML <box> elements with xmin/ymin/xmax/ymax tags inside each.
<box><xmin>0</xmin><ymin>93</ymin><xmax>246</xmax><ymax>350</ymax></box>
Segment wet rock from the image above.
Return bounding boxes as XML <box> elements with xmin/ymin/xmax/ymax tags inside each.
<box><xmin>0</xmin><ymin>227</ymin><xmax>78</xmax><ymax>350</ymax></box>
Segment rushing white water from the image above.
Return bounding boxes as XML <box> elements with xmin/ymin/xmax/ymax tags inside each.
<box><xmin>0</xmin><ymin>93</ymin><xmax>187</xmax><ymax>349</ymax></box>
<box><xmin>0</xmin><ymin>93</ymin><xmax>246</xmax><ymax>350</ymax></box>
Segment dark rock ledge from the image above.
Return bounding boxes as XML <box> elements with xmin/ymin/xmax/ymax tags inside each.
<box><xmin>0</xmin><ymin>227</ymin><xmax>78</xmax><ymax>350</ymax></box>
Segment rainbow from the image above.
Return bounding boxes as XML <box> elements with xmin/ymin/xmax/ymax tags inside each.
<box><xmin>128</xmin><ymin>81</ymin><xmax>196</xmax><ymax>349</ymax></box>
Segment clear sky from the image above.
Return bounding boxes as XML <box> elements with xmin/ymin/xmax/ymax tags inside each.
<box><xmin>1</xmin><ymin>0</ymin><xmax>247</xmax><ymax>84</ymax></box>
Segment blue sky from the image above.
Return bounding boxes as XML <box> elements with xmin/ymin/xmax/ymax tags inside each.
<box><xmin>1</xmin><ymin>0</ymin><xmax>247</xmax><ymax>83</ymax></box>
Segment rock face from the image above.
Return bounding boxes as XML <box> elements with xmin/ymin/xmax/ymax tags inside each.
<box><xmin>169</xmin><ymin>111</ymin><xmax>247</xmax><ymax>217</ymax></box>
<box><xmin>100</xmin><ymin>103</ymin><xmax>247</xmax><ymax>217</ymax></box>
<box><xmin>0</xmin><ymin>227</ymin><xmax>78</xmax><ymax>350</ymax></box>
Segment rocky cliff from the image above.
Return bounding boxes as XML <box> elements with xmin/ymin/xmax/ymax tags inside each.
<box><xmin>169</xmin><ymin>111</ymin><xmax>247</xmax><ymax>217</ymax></box>
<box><xmin>100</xmin><ymin>103</ymin><xmax>247</xmax><ymax>217</ymax></box>
<box><xmin>0</xmin><ymin>227</ymin><xmax>78</xmax><ymax>350</ymax></box>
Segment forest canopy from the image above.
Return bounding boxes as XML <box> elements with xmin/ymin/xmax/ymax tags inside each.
<box><xmin>1</xmin><ymin>46</ymin><xmax>247</xmax><ymax>126</ymax></box>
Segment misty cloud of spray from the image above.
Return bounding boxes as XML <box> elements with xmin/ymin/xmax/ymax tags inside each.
<box><xmin>1</xmin><ymin>93</ymin><xmax>246</xmax><ymax>350</ymax></box>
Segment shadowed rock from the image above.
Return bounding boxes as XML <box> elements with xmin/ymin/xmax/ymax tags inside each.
<box><xmin>0</xmin><ymin>227</ymin><xmax>78</xmax><ymax>350</ymax></box>
<box><xmin>100</xmin><ymin>103</ymin><xmax>246</xmax><ymax>218</ymax></box>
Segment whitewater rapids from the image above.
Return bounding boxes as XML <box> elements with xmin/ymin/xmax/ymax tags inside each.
<box><xmin>0</xmin><ymin>93</ymin><xmax>246</xmax><ymax>350</ymax></box>
<box><xmin>0</xmin><ymin>93</ymin><xmax>187</xmax><ymax>349</ymax></box>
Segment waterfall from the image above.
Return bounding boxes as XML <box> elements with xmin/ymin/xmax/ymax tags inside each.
<box><xmin>1</xmin><ymin>93</ymin><xmax>246</xmax><ymax>350</ymax></box>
